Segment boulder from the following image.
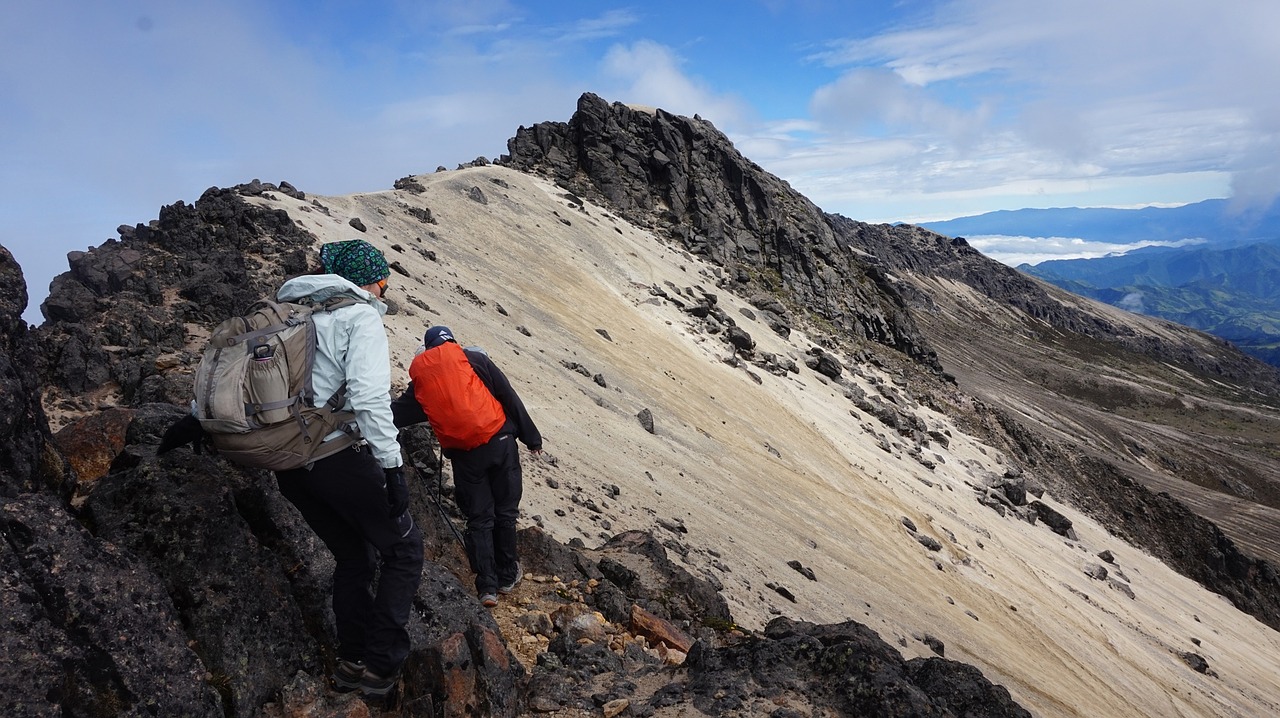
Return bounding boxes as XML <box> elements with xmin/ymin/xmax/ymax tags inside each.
<box><xmin>1</xmin><ymin>493</ymin><xmax>223</xmax><ymax>716</ymax></box>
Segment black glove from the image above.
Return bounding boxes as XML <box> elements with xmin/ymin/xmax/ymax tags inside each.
<box><xmin>159</xmin><ymin>414</ymin><xmax>206</xmax><ymax>455</ymax></box>
<box><xmin>385</xmin><ymin>467</ymin><xmax>409</xmax><ymax>518</ymax></box>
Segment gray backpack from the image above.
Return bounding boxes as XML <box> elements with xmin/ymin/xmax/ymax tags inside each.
<box><xmin>193</xmin><ymin>297</ymin><xmax>361</xmax><ymax>470</ymax></box>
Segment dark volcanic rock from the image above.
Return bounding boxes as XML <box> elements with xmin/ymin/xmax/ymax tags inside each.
<box><xmin>589</xmin><ymin>530</ymin><xmax>732</xmax><ymax>625</ymax></box>
<box><xmin>53</xmin><ymin>407</ymin><xmax>135</xmax><ymax>500</ymax></box>
<box><xmin>79</xmin><ymin>419</ymin><xmax>526</xmax><ymax>716</ymax></box>
<box><xmin>1029</xmin><ymin>500</ymin><xmax>1077</xmax><ymax>539</ymax></box>
<box><xmin>1</xmin><ymin>493</ymin><xmax>223</xmax><ymax>716</ymax></box>
<box><xmin>34</xmin><ymin>186</ymin><xmax>317</xmax><ymax>403</ymax></box>
<box><xmin>85</xmin><ymin>453</ymin><xmax>323</xmax><ymax>716</ymax></box>
<box><xmin>684</xmin><ymin>618</ymin><xmax>1031</xmax><ymax>717</ymax></box>
<box><xmin>506</xmin><ymin>92</ymin><xmax>941</xmax><ymax>372</ymax></box>
<box><xmin>0</xmin><ymin>245</ymin><xmax>74</xmax><ymax>501</ymax></box>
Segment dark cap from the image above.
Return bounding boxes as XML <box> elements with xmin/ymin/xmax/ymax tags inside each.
<box><xmin>424</xmin><ymin>325</ymin><xmax>455</xmax><ymax>349</ymax></box>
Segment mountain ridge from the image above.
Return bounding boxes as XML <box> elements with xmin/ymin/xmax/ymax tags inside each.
<box><xmin>2</xmin><ymin>93</ymin><xmax>1280</xmax><ymax>716</ymax></box>
<box><xmin>919</xmin><ymin>198</ymin><xmax>1280</xmax><ymax>246</ymax></box>
<box><xmin>1019</xmin><ymin>240</ymin><xmax>1280</xmax><ymax>366</ymax></box>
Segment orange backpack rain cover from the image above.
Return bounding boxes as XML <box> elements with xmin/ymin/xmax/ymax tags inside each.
<box><xmin>409</xmin><ymin>342</ymin><xmax>507</xmax><ymax>450</ymax></box>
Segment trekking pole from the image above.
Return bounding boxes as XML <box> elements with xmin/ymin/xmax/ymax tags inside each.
<box><xmin>408</xmin><ymin>446</ymin><xmax>467</xmax><ymax>545</ymax></box>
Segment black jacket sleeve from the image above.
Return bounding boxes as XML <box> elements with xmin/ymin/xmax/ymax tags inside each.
<box><xmin>391</xmin><ymin>384</ymin><xmax>429</xmax><ymax>428</ymax></box>
<box><xmin>466</xmin><ymin>349</ymin><xmax>542</xmax><ymax>450</ymax></box>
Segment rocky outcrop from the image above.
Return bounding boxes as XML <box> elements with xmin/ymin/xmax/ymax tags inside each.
<box><xmin>33</xmin><ymin>184</ymin><xmax>318</xmax><ymax>409</ymax></box>
<box><xmin>506</xmin><ymin>92</ymin><xmax>941</xmax><ymax>371</ymax></box>
<box><xmin>1</xmin><ymin>493</ymin><xmax>225</xmax><ymax>716</ymax></box>
<box><xmin>687</xmin><ymin>618</ymin><xmax>1031</xmax><ymax>717</ymax></box>
<box><xmin>515</xmin><ymin>528</ymin><xmax>1030</xmax><ymax>717</ymax></box>
<box><xmin>0</xmin><ymin>245</ymin><xmax>73</xmax><ymax>500</ymax></box>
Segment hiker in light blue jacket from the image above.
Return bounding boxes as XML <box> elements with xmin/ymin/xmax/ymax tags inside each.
<box><xmin>273</xmin><ymin>239</ymin><xmax>422</xmax><ymax>698</ymax></box>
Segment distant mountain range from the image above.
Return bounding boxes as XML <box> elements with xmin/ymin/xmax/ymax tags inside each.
<box><xmin>920</xmin><ymin>200</ymin><xmax>1280</xmax><ymax>366</ymax></box>
<box><xmin>920</xmin><ymin>198</ymin><xmax>1280</xmax><ymax>246</ymax></box>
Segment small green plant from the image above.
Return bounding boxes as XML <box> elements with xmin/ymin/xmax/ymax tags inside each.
<box><xmin>702</xmin><ymin>616</ymin><xmax>743</xmax><ymax>633</ymax></box>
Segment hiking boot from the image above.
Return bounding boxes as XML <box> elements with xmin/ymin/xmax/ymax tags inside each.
<box><xmin>499</xmin><ymin>562</ymin><xmax>523</xmax><ymax>594</ymax></box>
<box><xmin>331</xmin><ymin>659</ymin><xmax>365</xmax><ymax>692</ymax></box>
<box><xmin>360</xmin><ymin>668</ymin><xmax>399</xmax><ymax>698</ymax></box>
<box><xmin>480</xmin><ymin>592</ymin><xmax>499</xmax><ymax>608</ymax></box>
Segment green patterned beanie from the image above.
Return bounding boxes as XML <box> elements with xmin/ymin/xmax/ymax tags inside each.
<box><xmin>319</xmin><ymin>239</ymin><xmax>390</xmax><ymax>287</ymax></box>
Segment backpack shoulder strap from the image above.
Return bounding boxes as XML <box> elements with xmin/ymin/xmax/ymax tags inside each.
<box><xmin>319</xmin><ymin>295</ymin><xmax>359</xmax><ymax>312</ymax></box>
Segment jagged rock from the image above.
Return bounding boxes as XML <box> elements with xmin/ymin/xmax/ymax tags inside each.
<box><xmin>914</xmin><ymin>533</ymin><xmax>944</xmax><ymax>552</ymax></box>
<box><xmin>394</xmin><ymin>175</ymin><xmax>426</xmax><ymax>194</ymax></box>
<box><xmin>630</xmin><ymin>604</ymin><xmax>693</xmax><ymax>652</ymax></box>
<box><xmin>468</xmin><ymin>186</ymin><xmax>488</xmax><ymax>205</ymax></box>
<box><xmin>602</xmin><ymin>697</ymin><xmax>630</xmax><ymax>718</ymax></box>
<box><xmin>588</xmin><ymin>531</ymin><xmax>731</xmax><ymax>625</ymax></box>
<box><xmin>998</xmin><ymin>475</ymin><xmax>1028</xmax><ymax>506</ymax></box>
<box><xmin>1084</xmin><ymin>563</ymin><xmax>1109</xmax><ymax>581</ymax></box>
<box><xmin>277</xmin><ymin>180</ymin><xmax>305</xmax><ymax>200</ymax></box>
<box><xmin>1108</xmin><ymin>578</ymin><xmax>1136</xmax><ymax>599</ymax></box>
<box><xmin>787</xmin><ymin>559</ymin><xmax>817</xmax><ymax>581</ymax></box>
<box><xmin>561</xmin><ymin>360</ymin><xmax>592</xmax><ymax>377</ymax></box>
<box><xmin>85</xmin><ymin>452</ymin><xmax>325</xmax><ymax>715</ymax></box>
<box><xmin>803</xmin><ymin>348</ymin><xmax>843</xmax><ymax>379</ymax></box>
<box><xmin>725</xmin><ymin>325</ymin><xmax>755</xmax><ymax>353</ymax></box>
<box><xmin>506</xmin><ymin>92</ymin><xmax>941</xmax><ymax>371</ymax></box>
<box><xmin>262</xmin><ymin>671</ymin><xmax>367</xmax><ymax>718</ymax></box>
<box><xmin>0</xmin><ymin>245</ymin><xmax>74</xmax><ymax>500</ymax></box>
<box><xmin>516</xmin><ymin>611</ymin><xmax>555</xmax><ymax>637</ymax></box>
<box><xmin>411</xmin><ymin>623</ymin><xmax>522</xmax><ymax>718</ymax></box>
<box><xmin>636</xmin><ymin>408</ymin><xmax>655</xmax><ymax>434</ymax></box>
<box><xmin>1030</xmin><ymin>500</ymin><xmax>1077</xmax><ymax>539</ymax></box>
<box><xmin>768</xmin><ymin>582</ymin><xmax>798</xmax><ymax>602</ymax></box>
<box><xmin>348</xmin><ymin>217</ymin><xmax>367</xmax><ymax>232</ymax></box>
<box><xmin>1</xmin><ymin>493</ymin><xmax>224</xmax><ymax>716</ymax></box>
<box><xmin>683</xmin><ymin>618</ymin><xmax>1029</xmax><ymax>717</ymax></box>
<box><xmin>34</xmin><ymin>187</ymin><xmax>315</xmax><ymax>402</ymax></box>
<box><xmin>922</xmin><ymin>634</ymin><xmax>946</xmax><ymax>657</ymax></box>
<box><xmin>1180</xmin><ymin>652</ymin><xmax>1212</xmax><ymax>674</ymax></box>
<box><xmin>52</xmin><ymin>406</ymin><xmax>134</xmax><ymax>500</ymax></box>
<box><xmin>656</xmin><ymin>517</ymin><xmax>687</xmax><ymax>534</ymax></box>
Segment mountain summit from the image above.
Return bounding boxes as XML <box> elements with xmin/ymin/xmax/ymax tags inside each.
<box><xmin>3</xmin><ymin>93</ymin><xmax>1279</xmax><ymax>716</ymax></box>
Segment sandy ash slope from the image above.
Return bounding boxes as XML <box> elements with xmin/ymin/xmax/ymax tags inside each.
<box><xmin>237</xmin><ymin>165</ymin><xmax>1280</xmax><ymax>717</ymax></box>
<box><xmin>911</xmin><ymin>272</ymin><xmax>1280</xmax><ymax>567</ymax></box>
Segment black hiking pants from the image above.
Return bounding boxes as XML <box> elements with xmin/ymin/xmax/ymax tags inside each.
<box><xmin>451</xmin><ymin>433</ymin><xmax>523</xmax><ymax>595</ymax></box>
<box><xmin>277</xmin><ymin>445</ymin><xmax>424</xmax><ymax>677</ymax></box>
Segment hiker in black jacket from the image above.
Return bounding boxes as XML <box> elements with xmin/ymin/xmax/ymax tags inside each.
<box><xmin>392</xmin><ymin>325</ymin><xmax>541</xmax><ymax>608</ymax></box>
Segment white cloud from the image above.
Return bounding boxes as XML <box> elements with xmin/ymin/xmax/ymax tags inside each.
<box><xmin>556</xmin><ymin>9</ymin><xmax>638</xmax><ymax>42</ymax></box>
<box><xmin>785</xmin><ymin>0</ymin><xmax>1280</xmax><ymax>220</ymax></box>
<box><xmin>1117</xmin><ymin>291</ymin><xmax>1146</xmax><ymax>314</ymax></box>
<box><xmin>967</xmin><ymin>235</ymin><xmax>1208</xmax><ymax>268</ymax></box>
<box><xmin>597</xmin><ymin>40</ymin><xmax>751</xmax><ymax>131</ymax></box>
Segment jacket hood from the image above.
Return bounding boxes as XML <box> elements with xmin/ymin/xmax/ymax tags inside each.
<box><xmin>276</xmin><ymin>274</ymin><xmax>387</xmax><ymax>316</ymax></box>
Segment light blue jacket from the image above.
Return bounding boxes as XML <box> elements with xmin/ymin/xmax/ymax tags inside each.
<box><xmin>276</xmin><ymin>274</ymin><xmax>403</xmax><ymax>469</ymax></box>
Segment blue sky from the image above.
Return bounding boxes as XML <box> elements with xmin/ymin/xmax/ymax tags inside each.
<box><xmin>4</xmin><ymin>0</ymin><xmax>1278</xmax><ymax>323</ymax></box>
